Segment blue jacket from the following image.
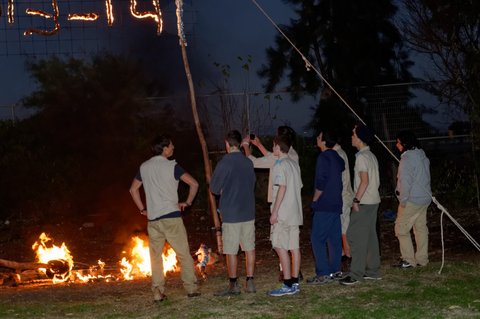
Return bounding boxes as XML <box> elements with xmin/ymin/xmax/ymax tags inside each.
<box><xmin>311</xmin><ymin>149</ymin><xmax>344</xmax><ymax>213</ymax></box>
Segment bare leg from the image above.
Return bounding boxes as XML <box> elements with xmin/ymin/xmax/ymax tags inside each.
<box><xmin>226</xmin><ymin>254</ymin><xmax>238</xmax><ymax>278</ymax></box>
<box><xmin>342</xmin><ymin>234</ymin><xmax>351</xmax><ymax>257</ymax></box>
<box><xmin>245</xmin><ymin>249</ymin><xmax>255</xmax><ymax>277</ymax></box>
<box><xmin>290</xmin><ymin>248</ymin><xmax>301</xmax><ymax>278</ymax></box>
<box><xmin>275</xmin><ymin>248</ymin><xmax>291</xmax><ymax>279</ymax></box>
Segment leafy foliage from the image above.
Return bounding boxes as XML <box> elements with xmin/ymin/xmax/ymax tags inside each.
<box><xmin>0</xmin><ymin>54</ymin><xmax>197</xmax><ymax>223</ymax></box>
<box><xmin>258</xmin><ymin>0</ymin><xmax>414</xmax><ymax>137</ymax></box>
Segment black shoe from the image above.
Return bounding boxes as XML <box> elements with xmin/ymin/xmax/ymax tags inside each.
<box><xmin>330</xmin><ymin>271</ymin><xmax>345</xmax><ymax>281</ymax></box>
<box><xmin>392</xmin><ymin>260</ymin><xmax>414</xmax><ymax>269</ymax></box>
<box><xmin>339</xmin><ymin>276</ymin><xmax>359</xmax><ymax>286</ymax></box>
<box><xmin>187</xmin><ymin>292</ymin><xmax>201</xmax><ymax>298</ymax></box>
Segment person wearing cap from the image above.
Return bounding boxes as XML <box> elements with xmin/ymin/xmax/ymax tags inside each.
<box><xmin>393</xmin><ymin>130</ymin><xmax>431</xmax><ymax>269</ymax></box>
<box><xmin>340</xmin><ymin>124</ymin><xmax>382</xmax><ymax>285</ymax></box>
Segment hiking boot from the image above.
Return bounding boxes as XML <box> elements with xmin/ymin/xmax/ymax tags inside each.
<box><xmin>214</xmin><ymin>281</ymin><xmax>241</xmax><ymax>296</ymax></box>
<box><xmin>392</xmin><ymin>260</ymin><xmax>414</xmax><ymax>269</ymax></box>
<box><xmin>245</xmin><ymin>279</ymin><xmax>256</xmax><ymax>293</ymax></box>
<box><xmin>306</xmin><ymin>275</ymin><xmax>333</xmax><ymax>285</ymax></box>
<box><xmin>268</xmin><ymin>284</ymin><xmax>299</xmax><ymax>297</ymax></box>
<box><xmin>153</xmin><ymin>288</ymin><xmax>167</xmax><ymax>302</ymax></box>
<box><xmin>339</xmin><ymin>276</ymin><xmax>359</xmax><ymax>286</ymax></box>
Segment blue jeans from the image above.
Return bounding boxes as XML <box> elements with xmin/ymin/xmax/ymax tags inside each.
<box><xmin>311</xmin><ymin>211</ymin><xmax>342</xmax><ymax>276</ymax></box>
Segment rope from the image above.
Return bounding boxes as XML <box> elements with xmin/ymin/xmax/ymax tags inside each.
<box><xmin>249</xmin><ymin>0</ymin><xmax>480</xmax><ymax>273</ymax></box>
<box><xmin>432</xmin><ymin>196</ymin><xmax>480</xmax><ymax>274</ymax></box>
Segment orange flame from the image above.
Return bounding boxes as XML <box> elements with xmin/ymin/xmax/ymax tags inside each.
<box><xmin>67</xmin><ymin>13</ymin><xmax>99</xmax><ymax>21</ymax></box>
<box><xmin>120</xmin><ymin>236</ymin><xmax>178</xmax><ymax>280</ymax></box>
<box><xmin>31</xmin><ymin>233</ymin><xmax>178</xmax><ymax>284</ymax></box>
<box><xmin>129</xmin><ymin>0</ymin><xmax>162</xmax><ymax>35</ymax></box>
<box><xmin>32</xmin><ymin>232</ymin><xmax>73</xmax><ymax>283</ymax></box>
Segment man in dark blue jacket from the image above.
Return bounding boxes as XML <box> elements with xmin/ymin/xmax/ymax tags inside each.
<box><xmin>307</xmin><ymin>130</ymin><xmax>345</xmax><ymax>285</ymax></box>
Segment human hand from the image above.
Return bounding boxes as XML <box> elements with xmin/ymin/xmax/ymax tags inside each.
<box><xmin>179</xmin><ymin>202</ymin><xmax>191</xmax><ymax>211</ymax></box>
<box><xmin>241</xmin><ymin>137</ymin><xmax>250</xmax><ymax>148</ymax></box>
<box><xmin>250</xmin><ymin>136</ymin><xmax>261</xmax><ymax>147</ymax></box>
<box><xmin>270</xmin><ymin>212</ymin><xmax>278</xmax><ymax>225</ymax></box>
<box><xmin>352</xmin><ymin>202</ymin><xmax>360</xmax><ymax>212</ymax></box>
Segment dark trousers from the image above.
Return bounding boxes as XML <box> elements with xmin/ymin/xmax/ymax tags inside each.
<box><xmin>347</xmin><ymin>204</ymin><xmax>381</xmax><ymax>280</ymax></box>
<box><xmin>311</xmin><ymin>211</ymin><xmax>342</xmax><ymax>276</ymax></box>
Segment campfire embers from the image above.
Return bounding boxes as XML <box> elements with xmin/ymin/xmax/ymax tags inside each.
<box><xmin>45</xmin><ymin>259</ymin><xmax>70</xmax><ymax>280</ymax></box>
<box><xmin>0</xmin><ymin>233</ymin><xmax>188</xmax><ymax>286</ymax></box>
<box><xmin>26</xmin><ymin>233</ymin><xmax>179</xmax><ymax>285</ymax></box>
<box><xmin>120</xmin><ymin>236</ymin><xmax>179</xmax><ymax>280</ymax></box>
<box><xmin>32</xmin><ymin>233</ymin><xmax>73</xmax><ymax>283</ymax></box>
<box><xmin>195</xmin><ymin>243</ymin><xmax>218</xmax><ymax>280</ymax></box>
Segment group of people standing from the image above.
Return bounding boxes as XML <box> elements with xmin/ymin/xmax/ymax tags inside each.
<box><xmin>129</xmin><ymin>123</ymin><xmax>432</xmax><ymax>301</ymax></box>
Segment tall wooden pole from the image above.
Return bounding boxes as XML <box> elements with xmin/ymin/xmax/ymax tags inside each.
<box><xmin>176</xmin><ymin>1</ymin><xmax>222</xmax><ymax>253</ymax></box>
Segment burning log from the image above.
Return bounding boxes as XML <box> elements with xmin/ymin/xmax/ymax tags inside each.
<box><xmin>0</xmin><ymin>258</ymin><xmax>48</xmax><ymax>271</ymax></box>
<box><xmin>0</xmin><ymin>258</ymin><xmax>52</xmax><ymax>286</ymax></box>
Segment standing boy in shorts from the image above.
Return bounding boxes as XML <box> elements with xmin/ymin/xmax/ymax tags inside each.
<box><xmin>210</xmin><ymin>130</ymin><xmax>257</xmax><ymax>296</ymax></box>
<box><xmin>268</xmin><ymin>135</ymin><xmax>303</xmax><ymax>297</ymax></box>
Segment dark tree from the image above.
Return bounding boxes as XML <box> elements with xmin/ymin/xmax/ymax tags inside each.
<box><xmin>1</xmin><ymin>54</ymin><xmax>195</xmax><ymax>227</ymax></box>
<box><xmin>402</xmin><ymin>0</ymin><xmax>480</xmax><ymax>123</ymax></box>
<box><xmin>259</xmin><ymin>0</ymin><xmax>414</xmax><ymax>136</ymax></box>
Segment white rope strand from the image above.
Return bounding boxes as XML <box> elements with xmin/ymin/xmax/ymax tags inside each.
<box><xmin>250</xmin><ymin>0</ymin><xmax>400</xmax><ymax>163</ymax></box>
<box><xmin>250</xmin><ymin>0</ymin><xmax>480</xmax><ymax>272</ymax></box>
<box><xmin>432</xmin><ymin>196</ymin><xmax>480</xmax><ymax>274</ymax></box>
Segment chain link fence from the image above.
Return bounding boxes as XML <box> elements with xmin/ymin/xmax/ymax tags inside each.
<box><xmin>2</xmin><ymin>81</ymin><xmax>477</xmax><ymax>208</ymax></box>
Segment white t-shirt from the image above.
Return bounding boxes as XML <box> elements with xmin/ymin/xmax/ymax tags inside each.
<box><xmin>248</xmin><ymin>147</ymin><xmax>298</xmax><ymax>202</ymax></box>
<box><xmin>353</xmin><ymin>146</ymin><xmax>381</xmax><ymax>204</ymax></box>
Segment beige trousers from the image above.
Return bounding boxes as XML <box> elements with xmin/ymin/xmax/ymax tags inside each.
<box><xmin>395</xmin><ymin>202</ymin><xmax>429</xmax><ymax>266</ymax></box>
<box><xmin>148</xmin><ymin>217</ymin><xmax>198</xmax><ymax>294</ymax></box>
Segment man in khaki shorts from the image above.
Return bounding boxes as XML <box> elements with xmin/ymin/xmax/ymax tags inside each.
<box><xmin>210</xmin><ymin>130</ymin><xmax>257</xmax><ymax>296</ymax></box>
<box><xmin>267</xmin><ymin>135</ymin><xmax>303</xmax><ymax>297</ymax></box>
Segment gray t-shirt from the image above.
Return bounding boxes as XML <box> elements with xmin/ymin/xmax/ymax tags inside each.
<box><xmin>210</xmin><ymin>151</ymin><xmax>256</xmax><ymax>223</ymax></box>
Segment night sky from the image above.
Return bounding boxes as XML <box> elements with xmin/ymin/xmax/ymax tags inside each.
<box><xmin>0</xmin><ymin>0</ymin><xmax>315</xmax><ymax>134</ymax></box>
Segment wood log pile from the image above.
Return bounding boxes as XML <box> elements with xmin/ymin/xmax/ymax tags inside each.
<box><xmin>0</xmin><ymin>258</ymin><xmax>50</xmax><ymax>286</ymax></box>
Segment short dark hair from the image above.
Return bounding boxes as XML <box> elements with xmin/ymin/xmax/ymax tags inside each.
<box><xmin>320</xmin><ymin>130</ymin><xmax>338</xmax><ymax>148</ymax></box>
<box><xmin>226</xmin><ymin>130</ymin><xmax>242</xmax><ymax>147</ymax></box>
<box><xmin>151</xmin><ymin>134</ymin><xmax>172</xmax><ymax>155</ymax></box>
<box><xmin>274</xmin><ymin>135</ymin><xmax>291</xmax><ymax>153</ymax></box>
<box><xmin>396</xmin><ymin>130</ymin><xmax>421</xmax><ymax>150</ymax></box>
<box><xmin>277</xmin><ymin>126</ymin><xmax>296</xmax><ymax>145</ymax></box>
<box><xmin>355</xmin><ymin>124</ymin><xmax>375</xmax><ymax>145</ymax></box>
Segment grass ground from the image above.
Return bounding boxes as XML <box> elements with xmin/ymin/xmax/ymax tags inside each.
<box><xmin>1</xmin><ymin>255</ymin><xmax>479</xmax><ymax>319</ymax></box>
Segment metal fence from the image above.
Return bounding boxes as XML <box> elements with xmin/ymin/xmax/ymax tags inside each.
<box><xmin>2</xmin><ymin>81</ymin><xmax>477</xmax><ymax>208</ymax></box>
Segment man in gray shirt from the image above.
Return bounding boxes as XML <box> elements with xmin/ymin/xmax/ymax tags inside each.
<box><xmin>210</xmin><ymin>130</ymin><xmax>256</xmax><ymax>296</ymax></box>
